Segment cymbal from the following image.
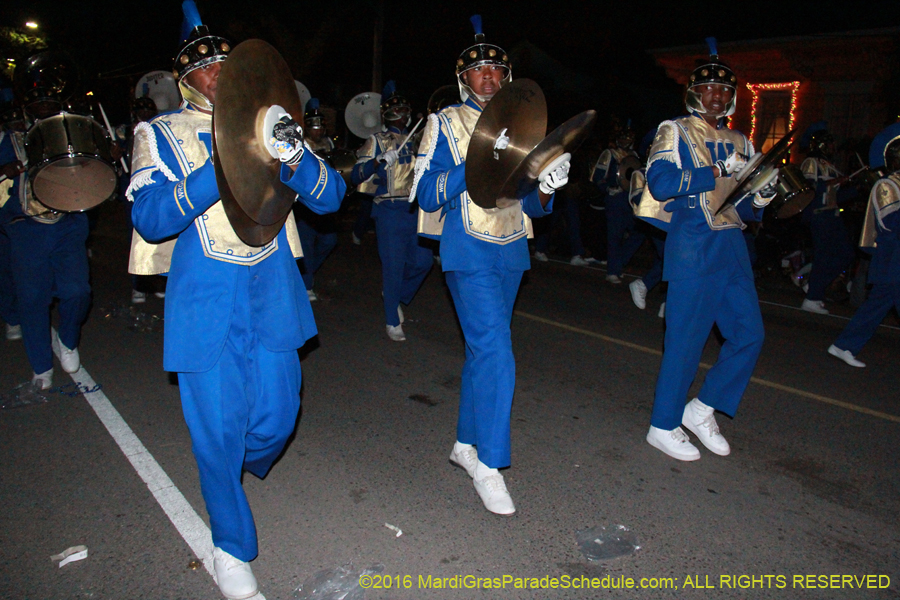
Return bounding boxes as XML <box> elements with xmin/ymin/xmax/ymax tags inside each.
<box><xmin>213</xmin><ymin>134</ymin><xmax>286</xmax><ymax>246</ymax></box>
<box><xmin>618</xmin><ymin>154</ymin><xmax>641</xmax><ymax>193</ymax></box>
<box><xmin>214</xmin><ymin>39</ymin><xmax>300</xmax><ymax>229</ymax></box>
<box><xmin>466</xmin><ymin>79</ymin><xmax>547</xmax><ymax>209</ymax></box>
<box><xmin>715</xmin><ymin>129</ymin><xmax>796</xmax><ymax>216</ymax></box>
<box><xmin>497</xmin><ymin>110</ymin><xmax>597</xmax><ymax>207</ymax></box>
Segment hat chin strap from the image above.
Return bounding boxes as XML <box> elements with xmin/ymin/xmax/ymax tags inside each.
<box><xmin>179</xmin><ymin>80</ymin><xmax>214</xmax><ymax>112</ymax></box>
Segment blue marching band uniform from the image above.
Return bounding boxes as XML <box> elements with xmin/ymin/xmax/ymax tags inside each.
<box><xmin>828</xmin><ymin>123</ymin><xmax>900</xmax><ymax>367</ymax></box>
<box><xmin>592</xmin><ymin>130</ymin><xmax>645</xmax><ymax>282</ymax></box>
<box><xmin>636</xmin><ymin>39</ymin><xmax>775</xmax><ymax>462</ymax></box>
<box><xmin>126</xmin><ymin>4</ymin><xmax>345</xmax><ymax>597</ymax></box>
<box><xmin>0</xmin><ymin>110</ymin><xmax>90</xmax><ymax>388</ymax></box>
<box><xmin>411</xmin><ymin>16</ymin><xmax>566</xmax><ymax>515</ymax></box>
<box><xmin>352</xmin><ymin>81</ymin><xmax>432</xmax><ymax>340</ymax></box>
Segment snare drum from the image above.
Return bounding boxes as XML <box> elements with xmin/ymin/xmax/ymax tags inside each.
<box><xmin>25</xmin><ymin>112</ymin><xmax>118</xmax><ymax>212</ymax></box>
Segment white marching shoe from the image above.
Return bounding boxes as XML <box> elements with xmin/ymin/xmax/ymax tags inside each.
<box><xmin>213</xmin><ymin>547</ymin><xmax>259</xmax><ymax>600</ymax></box>
<box><xmin>533</xmin><ymin>251</ymin><xmax>549</xmax><ymax>262</ymax></box>
<box><xmin>827</xmin><ymin>344</ymin><xmax>865</xmax><ymax>368</ymax></box>
<box><xmin>32</xmin><ymin>368</ymin><xmax>53</xmax><ymax>391</ymax></box>
<box><xmin>5</xmin><ymin>324</ymin><xmax>22</xmax><ymax>340</ymax></box>
<box><xmin>605</xmin><ymin>274</ymin><xmax>622</xmax><ymax>284</ymax></box>
<box><xmin>307</xmin><ymin>288</ymin><xmax>318</xmax><ymax>302</ymax></box>
<box><xmin>449</xmin><ymin>442</ymin><xmax>478</xmax><ymax>478</ymax></box>
<box><xmin>57</xmin><ymin>333</ymin><xmax>80</xmax><ymax>374</ymax></box>
<box><xmin>629</xmin><ymin>279</ymin><xmax>647</xmax><ymax>309</ymax></box>
<box><xmin>570</xmin><ymin>255</ymin><xmax>589</xmax><ymax>266</ymax></box>
<box><xmin>473</xmin><ymin>461</ymin><xmax>516</xmax><ymax>516</ymax></box>
<box><xmin>801</xmin><ymin>298</ymin><xmax>828</xmax><ymax>314</ymax></box>
<box><xmin>131</xmin><ymin>290</ymin><xmax>146</xmax><ymax>304</ymax></box>
<box><xmin>682</xmin><ymin>398</ymin><xmax>731</xmax><ymax>456</ymax></box>
<box><xmin>646</xmin><ymin>425</ymin><xmax>700</xmax><ymax>461</ymax></box>
<box><xmin>386</xmin><ymin>324</ymin><xmax>406</xmax><ymax>342</ymax></box>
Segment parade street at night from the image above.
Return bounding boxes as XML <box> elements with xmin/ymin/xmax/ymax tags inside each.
<box><xmin>1</xmin><ymin>203</ymin><xmax>897</xmax><ymax>599</ymax></box>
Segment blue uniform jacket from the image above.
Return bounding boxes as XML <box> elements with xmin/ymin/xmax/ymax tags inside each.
<box><xmin>647</xmin><ymin>114</ymin><xmax>761</xmax><ymax>282</ymax></box>
<box><xmin>131</xmin><ymin>124</ymin><xmax>345</xmax><ymax>373</ymax></box>
<box><xmin>414</xmin><ymin>99</ymin><xmax>553</xmax><ymax>272</ymax></box>
<box><xmin>870</xmin><ymin>210</ymin><xmax>900</xmax><ymax>284</ymax></box>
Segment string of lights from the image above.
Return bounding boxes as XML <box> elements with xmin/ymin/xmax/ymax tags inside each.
<box><xmin>746</xmin><ymin>81</ymin><xmax>801</xmax><ymax>142</ymax></box>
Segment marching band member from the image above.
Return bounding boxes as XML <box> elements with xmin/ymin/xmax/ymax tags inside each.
<box><xmin>352</xmin><ymin>81</ymin><xmax>432</xmax><ymax>341</ymax></box>
<box><xmin>639</xmin><ymin>38</ymin><xmax>777</xmax><ymax>461</ymax></box>
<box><xmin>591</xmin><ymin>121</ymin><xmax>644</xmax><ymax>283</ymax></box>
<box><xmin>294</xmin><ymin>99</ymin><xmax>339</xmax><ymax>301</ymax></box>
<box><xmin>127</xmin><ymin>3</ymin><xmax>345</xmax><ymax>597</ymax></box>
<box><xmin>412</xmin><ymin>16</ymin><xmax>564</xmax><ymax>514</ymax></box>
<box><xmin>828</xmin><ymin>124</ymin><xmax>900</xmax><ymax>367</ymax></box>
<box><xmin>0</xmin><ymin>79</ymin><xmax>89</xmax><ymax>389</ymax></box>
<box><xmin>798</xmin><ymin>122</ymin><xmax>858</xmax><ymax>314</ymax></box>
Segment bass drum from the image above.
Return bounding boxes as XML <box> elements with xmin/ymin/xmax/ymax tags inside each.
<box><xmin>325</xmin><ymin>148</ymin><xmax>358</xmax><ymax>189</ymax></box>
<box><xmin>25</xmin><ymin>113</ymin><xmax>118</xmax><ymax>212</ymax></box>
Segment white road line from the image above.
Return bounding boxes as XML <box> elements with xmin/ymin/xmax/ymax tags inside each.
<box><xmin>52</xmin><ymin>331</ymin><xmax>266</xmax><ymax>600</ymax></box>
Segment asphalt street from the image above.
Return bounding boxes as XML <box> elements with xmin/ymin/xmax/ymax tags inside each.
<box><xmin>1</xmin><ymin>201</ymin><xmax>898</xmax><ymax>600</ymax></box>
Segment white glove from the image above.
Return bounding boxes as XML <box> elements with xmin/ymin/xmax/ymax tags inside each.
<box><xmin>494</xmin><ymin>128</ymin><xmax>510</xmax><ymax>151</ymax></box>
<box><xmin>716</xmin><ymin>152</ymin><xmax>747</xmax><ymax>177</ymax></box>
<box><xmin>539</xmin><ymin>158</ymin><xmax>570</xmax><ymax>195</ymax></box>
<box><xmin>269</xmin><ymin>114</ymin><xmax>304</xmax><ymax>165</ymax></box>
<box><xmin>378</xmin><ymin>149</ymin><xmax>399</xmax><ymax>167</ymax></box>
<box><xmin>753</xmin><ymin>169</ymin><xmax>779</xmax><ymax>208</ymax></box>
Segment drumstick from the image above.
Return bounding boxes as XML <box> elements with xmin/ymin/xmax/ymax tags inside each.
<box><xmin>97</xmin><ymin>102</ymin><xmax>129</xmax><ymax>174</ymax></box>
<box><xmin>399</xmin><ymin>118</ymin><xmax>424</xmax><ymax>152</ymax></box>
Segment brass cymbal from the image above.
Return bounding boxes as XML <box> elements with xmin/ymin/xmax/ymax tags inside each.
<box><xmin>716</xmin><ymin>129</ymin><xmax>796</xmax><ymax>216</ymax></box>
<box><xmin>213</xmin><ymin>133</ymin><xmax>286</xmax><ymax>246</ymax></box>
<box><xmin>497</xmin><ymin>110</ymin><xmax>597</xmax><ymax>207</ymax></box>
<box><xmin>214</xmin><ymin>39</ymin><xmax>301</xmax><ymax>228</ymax></box>
<box><xmin>466</xmin><ymin>79</ymin><xmax>547</xmax><ymax>209</ymax></box>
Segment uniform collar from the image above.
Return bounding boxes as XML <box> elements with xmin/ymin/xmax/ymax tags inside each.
<box><xmin>464</xmin><ymin>97</ymin><xmax>483</xmax><ymax>113</ymax></box>
<box><xmin>690</xmin><ymin>111</ymin><xmax>725</xmax><ymax>130</ymax></box>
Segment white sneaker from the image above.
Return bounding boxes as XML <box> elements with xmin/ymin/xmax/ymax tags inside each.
<box><xmin>153</xmin><ymin>291</ymin><xmax>166</xmax><ymax>299</ymax></box>
<box><xmin>682</xmin><ymin>398</ymin><xmax>731</xmax><ymax>456</ymax></box>
<box><xmin>307</xmin><ymin>288</ymin><xmax>318</xmax><ymax>302</ymax></box>
<box><xmin>386</xmin><ymin>324</ymin><xmax>406</xmax><ymax>341</ymax></box>
<box><xmin>658</xmin><ymin>301</ymin><xmax>666</xmax><ymax>319</ymax></box>
<box><xmin>646</xmin><ymin>425</ymin><xmax>700</xmax><ymax>461</ymax></box>
<box><xmin>449</xmin><ymin>442</ymin><xmax>478</xmax><ymax>478</ymax></box>
<box><xmin>570</xmin><ymin>255</ymin><xmax>589</xmax><ymax>266</ymax></box>
<box><xmin>57</xmin><ymin>333</ymin><xmax>80</xmax><ymax>374</ymax></box>
<box><xmin>533</xmin><ymin>251</ymin><xmax>549</xmax><ymax>262</ymax></box>
<box><xmin>351</xmin><ymin>232</ymin><xmax>362</xmax><ymax>245</ymax></box>
<box><xmin>473</xmin><ymin>462</ymin><xmax>516</xmax><ymax>516</ymax></box>
<box><xmin>131</xmin><ymin>290</ymin><xmax>146</xmax><ymax>304</ymax></box>
<box><xmin>629</xmin><ymin>279</ymin><xmax>647</xmax><ymax>309</ymax></box>
<box><xmin>213</xmin><ymin>547</ymin><xmax>259</xmax><ymax>600</ymax></box>
<box><xmin>801</xmin><ymin>298</ymin><xmax>828</xmax><ymax>314</ymax></box>
<box><xmin>32</xmin><ymin>368</ymin><xmax>53</xmax><ymax>391</ymax></box>
<box><xmin>827</xmin><ymin>344</ymin><xmax>865</xmax><ymax>368</ymax></box>
<box><xmin>605</xmin><ymin>274</ymin><xmax>622</xmax><ymax>284</ymax></box>
<box><xmin>5</xmin><ymin>324</ymin><xmax>22</xmax><ymax>340</ymax></box>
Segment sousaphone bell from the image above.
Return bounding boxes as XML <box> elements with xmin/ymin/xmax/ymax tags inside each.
<box><xmin>345</xmin><ymin>92</ymin><xmax>382</xmax><ymax>139</ymax></box>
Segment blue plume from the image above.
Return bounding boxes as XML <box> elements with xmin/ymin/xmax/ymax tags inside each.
<box><xmin>470</xmin><ymin>15</ymin><xmax>483</xmax><ymax>36</ymax></box>
<box><xmin>381</xmin><ymin>80</ymin><xmax>396</xmax><ymax>99</ymax></box>
<box><xmin>308</xmin><ymin>98</ymin><xmax>319</xmax><ymax>111</ymax></box>
<box><xmin>800</xmin><ymin>120</ymin><xmax>828</xmax><ymax>149</ymax></box>
<box><xmin>705</xmin><ymin>37</ymin><xmax>718</xmax><ymax>57</ymax></box>
<box><xmin>181</xmin><ymin>0</ymin><xmax>203</xmax><ymax>42</ymax></box>
<box><xmin>869</xmin><ymin>122</ymin><xmax>900</xmax><ymax>168</ymax></box>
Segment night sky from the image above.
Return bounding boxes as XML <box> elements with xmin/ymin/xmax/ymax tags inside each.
<box><xmin>4</xmin><ymin>0</ymin><xmax>900</xmax><ymax>137</ymax></box>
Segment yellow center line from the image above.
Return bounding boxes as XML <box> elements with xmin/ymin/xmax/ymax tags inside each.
<box><xmin>515</xmin><ymin>310</ymin><xmax>900</xmax><ymax>424</ymax></box>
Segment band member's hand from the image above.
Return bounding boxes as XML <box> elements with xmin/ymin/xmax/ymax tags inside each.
<box><xmin>539</xmin><ymin>159</ymin><xmax>570</xmax><ymax>195</ymax></box>
<box><xmin>716</xmin><ymin>152</ymin><xmax>747</xmax><ymax>177</ymax></box>
<box><xmin>1</xmin><ymin>160</ymin><xmax>25</xmax><ymax>179</ymax></box>
<box><xmin>270</xmin><ymin>115</ymin><xmax>304</xmax><ymax>165</ymax></box>
<box><xmin>753</xmin><ymin>169</ymin><xmax>779</xmax><ymax>207</ymax></box>
<box><xmin>494</xmin><ymin>128</ymin><xmax>510</xmax><ymax>151</ymax></box>
<box><xmin>378</xmin><ymin>149</ymin><xmax>399</xmax><ymax>167</ymax></box>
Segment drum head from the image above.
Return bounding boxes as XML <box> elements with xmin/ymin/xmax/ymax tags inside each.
<box><xmin>31</xmin><ymin>158</ymin><xmax>117</xmax><ymax>211</ymax></box>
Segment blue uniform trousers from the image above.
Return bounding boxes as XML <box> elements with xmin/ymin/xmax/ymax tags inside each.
<box><xmin>641</xmin><ymin>233</ymin><xmax>666</xmax><ymax>291</ymax></box>
<box><xmin>373</xmin><ymin>201</ymin><xmax>432</xmax><ymax>326</ymax></box>
<box><xmin>651</xmin><ymin>261</ymin><xmax>764</xmax><ymax>430</ymax></box>
<box><xmin>445</xmin><ymin>265</ymin><xmax>523</xmax><ymax>469</ymax></box>
<box><xmin>5</xmin><ymin>215</ymin><xmax>90</xmax><ymax>374</ymax></box>
<box><xmin>294</xmin><ymin>207</ymin><xmax>338</xmax><ymax>291</ymax></box>
<box><xmin>807</xmin><ymin>211</ymin><xmax>854</xmax><ymax>301</ymax></box>
<box><xmin>833</xmin><ymin>282</ymin><xmax>900</xmax><ymax>355</ymax></box>
<box><xmin>607</xmin><ymin>192</ymin><xmax>645</xmax><ymax>276</ymax></box>
<box><xmin>177</xmin><ymin>267</ymin><xmax>302</xmax><ymax>562</ymax></box>
<box><xmin>0</xmin><ymin>229</ymin><xmax>18</xmax><ymax>326</ymax></box>
<box><xmin>353</xmin><ymin>195</ymin><xmax>374</xmax><ymax>240</ymax></box>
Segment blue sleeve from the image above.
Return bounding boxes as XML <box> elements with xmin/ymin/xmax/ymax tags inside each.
<box><xmin>646</xmin><ymin>156</ymin><xmax>716</xmax><ymax>201</ymax></box>
<box><xmin>414</xmin><ymin>127</ymin><xmax>467</xmax><ymax>213</ymax></box>
<box><xmin>736</xmin><ymin>197</ymin><xmax>763</xmax><ymax>223</ymax></box>
<box><xmin>0</xmin><ymin>134</ymin><xmax>16</xmax><ymax>166</ymax></box>
<box><xmin>280</xmin><ymin>150</ymin><xmax>346</xmax><ymax>215</ymax></box>
<box><xmin>523</xmin><ymin>188</ymin><xmax>553</xmax><ymax>217</ymax></box>
<box><xmin>131</xmin><ymin>158</ymin><xmax>220</xmax><ymax>243</ymax></box>
<box><xmin>881</xmin><ymin>210</ymin><xmax>900</xmax><ymax>240</ymax></box>
<box><xmin>351</xmin><ymin>157</ymin><xmax>379</xmax><ymax>185</ymax></box>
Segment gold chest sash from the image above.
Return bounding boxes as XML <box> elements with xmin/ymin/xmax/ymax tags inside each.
<box><xmin>126</xmin><ymin>110</ymin><xmax>301</xmax><ymax>275</ymax></box>
<box><xmin>415</xmin><ymin>105</ymin><xmax>532</xmax><ymax>243</ymax></box>
<box><xmin>636</xmin><ymin>117</ymin><xmax>751</xmax><ymax>231</ymax></box>
<box><xmin>860</xmin><ymin>172</ymin><xmax>900</xmax><ymax>248</ymax></box>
